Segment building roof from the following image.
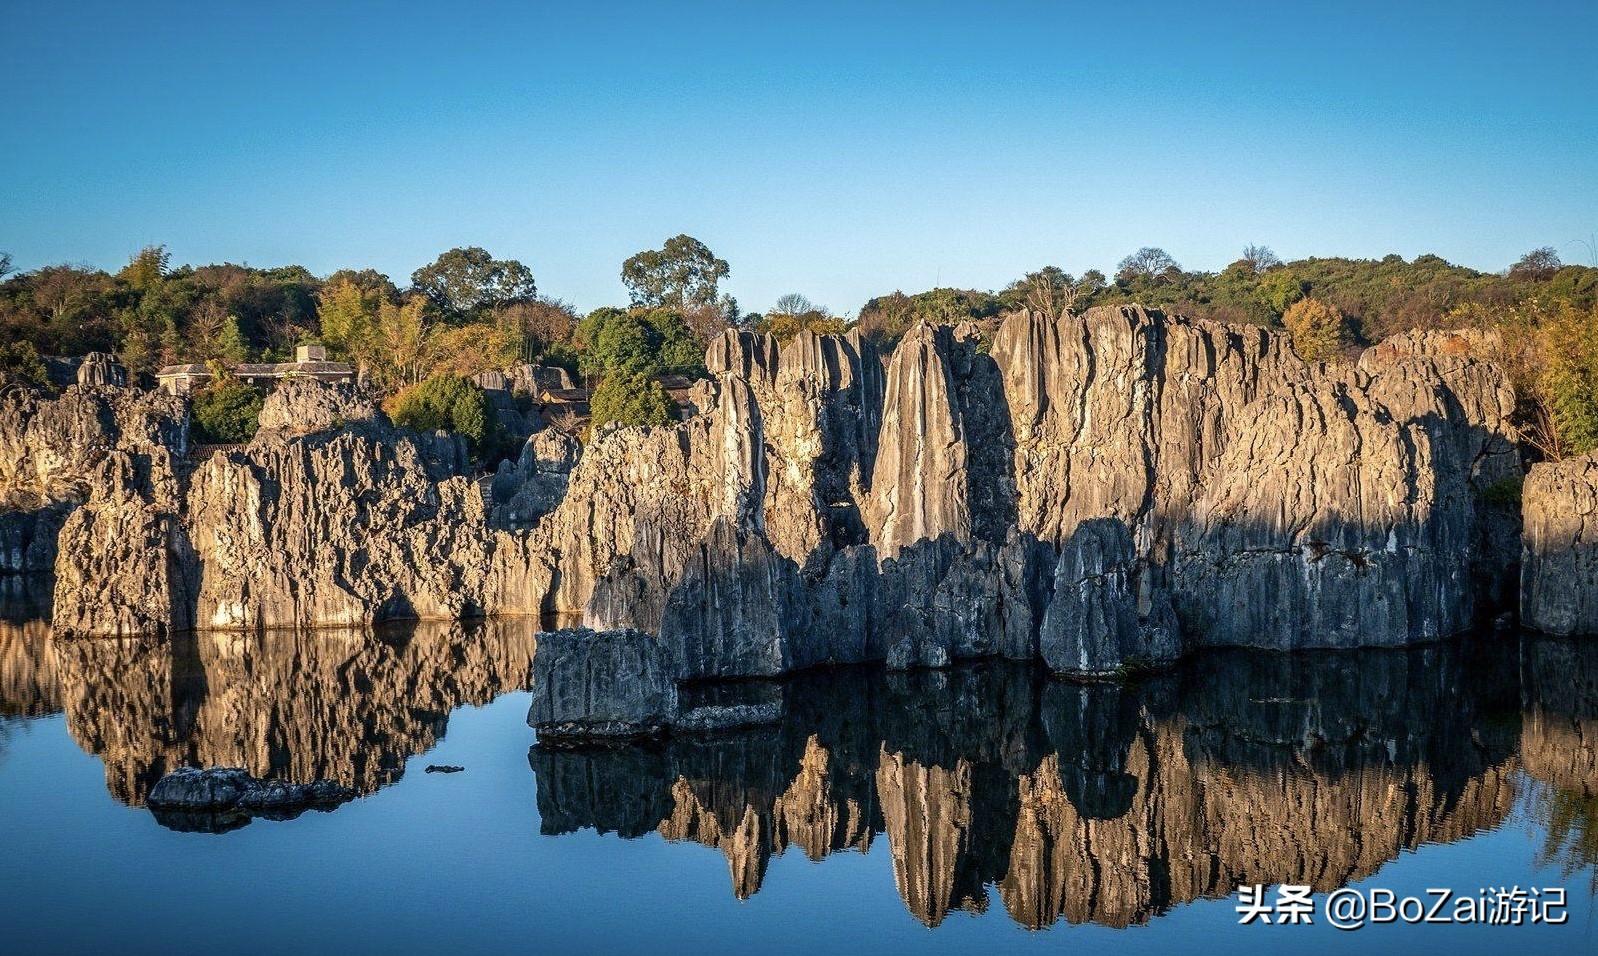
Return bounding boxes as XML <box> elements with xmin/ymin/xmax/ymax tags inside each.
<box><xmin>157</xmin><ymin>359</ymin><xmax>354</xmax><ymax>378</ymax></box>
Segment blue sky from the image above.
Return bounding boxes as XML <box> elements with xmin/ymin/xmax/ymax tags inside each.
<box><xmin>3</xmin><ymin>0</ymin><xmax>1595</xmax><ymax>314</ymax></box>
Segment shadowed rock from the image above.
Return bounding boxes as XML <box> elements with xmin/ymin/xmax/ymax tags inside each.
<box><xmin>1523</xmin><ymin>454</ymin><xmax>1598</xmax><ymax>635</ymax></box>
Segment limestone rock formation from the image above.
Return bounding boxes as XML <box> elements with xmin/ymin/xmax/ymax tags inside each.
<box><xmin>51</xmin><ymin>379</ymin><xmax>548</xmax><ymax>635</ymax></box>
<box><xmin>0</xmin><ymin>382</ymin><xmax>187</xmax><ymax>511</ymax></box>
<box><xmin>147</xmin><ymin>766</ymin><xmax>355</xmax><ymax>812</ymax></box>
<box><xmin>255</xmin><ymin>377</ymin><xmax>381</xmax><ymax>435</ymax></box>
<box><xmin>488</xmin><ymin>427</ymin><xmax>580</xmax><ymax>528</ymax></box>
<box><xmin>528</xmin><ymin>628</ymin><xmax>678</xmax><ymax>740</ymax></box>
<box><xmin>1039</xmin><ymin>518</ymin><xmax>1178</xmax><ymax>675</ymax></box>
<box><xmin>75</xmin><ymin>352</ymin><xmax>126</xmax><ymax>387</ymax></box>
<box><xmin>38</xmin><ymin>306</ymin><xmax>1526</xmax><ymax>683</ymax></box>
<box><xmin>0</xmin><ymin>381</ymin><xmax>186</xmax><ymax>574</ymax></box>
<box><xmin>1522</xmin><ymin>454</ymin><xmax>1598</xmax><ymax>635</ymax></box>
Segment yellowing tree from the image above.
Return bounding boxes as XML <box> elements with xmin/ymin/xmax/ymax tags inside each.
<box><xmin>370</xmin><ymin>296</ymin><xmax>433</xmax><ymax>389</ymax></box>
<box><xmin>316</xmin><ymin>277</ymin><xmax>379</xmax><ymax>366</ymax></box>
<box><xmin>1283</xmin><ymin>297</ymin><xmax>1350</xmax><ymax>362</ymax></box>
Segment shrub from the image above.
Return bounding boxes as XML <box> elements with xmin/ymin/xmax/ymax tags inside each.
<box><xmin>191</xmin><ymin>375</ymin><xmax>265</xmax><ymax>443</ymax></box>
<box><xmin>0</xmin><ymin>341</ymin><xmax>50</xmax><ymax>389</ymax></box>
<box><xmin>1478</xmin><ymin>476</ymin><xmax>1523</xmax><ymax>509</ymax></box>
<box><xmin>589</xmin><ymin>371</ymin><xmax>676</xmax><ymax>434</ymax></box>
<box><xmin>385</xmin><ymin>374</ymin><xmax>497</xmax><ymax>456</ymax></box>
<box><xmin>1537</xmin><ymin>301</ymin><xmax>1598</xmax><ymax>457</ymax></box>
<box><xmin>1283</xmin><ymin>297</ymin><xmax>1352</xmax><ymax>362</ymax></box>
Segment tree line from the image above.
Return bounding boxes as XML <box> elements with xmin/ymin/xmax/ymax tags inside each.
<box><xmin>1</xmin><ymin>238</ymin><xmax>1595</xmax><ymax>460</ymax></box>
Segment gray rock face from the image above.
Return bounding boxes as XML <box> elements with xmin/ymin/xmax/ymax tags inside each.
<box><xmin>52</xmin><ymin>404</ymin><xmax>549</xmax><ymax>635</ymax></box>
<box><xmin>255</xmin><ymin>378</ymin><xmax>382</xmax><ymax>435</ymax></box>
<box><xmin>528</xmin><ymin>628</ymin><xmax>678</xmax><ymax>740</ymax></box>
<box><xmin>0</xmin><ymin>381</ymin><xmax>187</xmax><ymax>578</ymax></box>
<box><xmin>75</xmin><ymin>352</ymin><xmax>126</xmax><ymax>387</ymax></box>
<box><xmin>40</xmin><ymin>305</ymin><xmax>1527</xmax><ymax>686</ymax></box>
<box><xmin>1523</xmin><ymin>454</ymin><xmax>1598</xmax><ymax>635</ymax></box>
<box><xmin>0</xmin><ymin>383</ymin><xmax>188</xmax><ymax>511</ymax></box>
<box><xmin>1039</xmin><ymin>519</ymin><xmax>1179</xmax><ymax>676</ymax></box>
<box><xmin>489</xmin><ymin>428</ymin><xmax>580</xmax><ymax>528</ymax></box>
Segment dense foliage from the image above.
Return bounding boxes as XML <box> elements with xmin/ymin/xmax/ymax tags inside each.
<box><xmin>190</xmin><ymin>374</ymin><xmax>265</xmax><ymax>444</ymax></box>
<box><xmin>574</xmin><ymin>306</ymin><xmax>706</xmax><ymax>380</ymax></box>
<box><xmin>1282</xmin><ymin>297</ymin><xmax>1352</xmax><ymax>362</ymax></box>
<box><xmin>0</xmin><ymin>340</ymin><xmax>49</xmax><ymax>388</ymax></box>
<box><xmin>384</xmin><ymin>374</ymin><xmax>497</xmax><ymax>456</ymax></box>
<box><xmin>588</xmin><ymin>371</ymin><xmax>676</xmax><ymax>433</ymax></box>
<box><xmin>6</xmin><ymin>236</ymin><xmax>1598</xmax><ymax>460</ymax></box>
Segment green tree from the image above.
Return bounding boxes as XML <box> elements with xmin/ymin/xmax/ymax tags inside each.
<box><xmin>217</xmin><ymin>314</ymin><xmax>251</xmax><ymax>363</ymax></box>
<box><xmin>0</xmin><ymin>340</ymin><xmax>49</xmax><ymax>388</ymax></box>
<box><xmin>575</xmin><ymin>307</ymin><xmax>706</xmax><ymax>380</ymax></box>
<box><xmin>1257</xmin><ymin>269</ymin><xmax>1307</xmax><ymax>316</ymax></box>
<box><xmin>1115</xmin><ymin>247</ymin><xmax>1180</xmax><ymax>284</ymax></box>
<box><xmin>385</xmin><ymin>373</ymin><xmax>498</xmax><ymax>456</ymax></box>
<box><xmin>1282</xmin><ymin>297</ymin><xmax>1351</xmax><ymax>362</ymax></box>
<box><xmin>190</xmin><ymin>374</ymin><xmax>265</xmax><ymax>444</ymax></box>
<box><xmin>621</xmin><ymin>235</ymin><xmax>729</xmax><ymax>311</ymax></box>
<box><xmin>410</xmin><ymin>247</ymin><xmax>536</xmax><ymax>320</ymax></box>
<box><xmin>589</xmin><ymin>370</ymin><xmax>676</xmax><ymax>433</ymax></box>
<box><xmin>117</xmin><ymin>245</ymin><xmax>170</xmax><ymax>292</ymax></box>
<box><xmin>1537</xmin><ymin>301</ymin><xmax>1598</xmax><ymax>457</ymax></box>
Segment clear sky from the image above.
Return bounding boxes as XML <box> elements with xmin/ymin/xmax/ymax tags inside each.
<box><xmin>3</xmin><ymin>0</ymin><xmax>1595</xmax><ymax>315</ymax></box>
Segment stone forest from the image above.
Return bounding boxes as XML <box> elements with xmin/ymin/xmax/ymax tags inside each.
<box><xmin>3</xmin><ymin>304</ymin><xmax>1595</xmax><ymax>748</ymax></box>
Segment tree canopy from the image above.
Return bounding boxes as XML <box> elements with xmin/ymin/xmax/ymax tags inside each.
<box><xmin>410</xmin><ymin>247</ymin><xmax>536</xmax><ymax>320</ymax></box>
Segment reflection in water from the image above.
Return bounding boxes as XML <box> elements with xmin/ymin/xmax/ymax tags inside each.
<box><xmin>1</xmin><ymin>616</ymin><xmax>1596</xmax><ymax>932</ymax></box>
<box><xmin>0</xmin><ymin>617</ymin><xmax>538</xmax><ymax>804</ymax></box>
<box><xmin>532</xmin><ymin>641</ymin><xmax>1572</xmax><ymax>929</ymax></box>
<box><xmin>1521</xmin><ymin>638</ymin><xmax>1598</xmax><ymax>890</ymax></box>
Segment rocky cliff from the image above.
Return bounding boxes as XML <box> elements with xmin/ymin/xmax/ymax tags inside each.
<box><xmin>1523</xmin><ymin>453</ymin><xmax>1598</xmax><ymax>636</ymax></box>
<box><xmin>0</xmin><ymin>381</ymin><xmax>187</xmax><ymax>573</ymax></box>
<box><xmin>529</xmin><ymin>307</ymin><xmax>1519</xmax><ymax>680</ymax></box>
<box><xmin>51</xmin><ymin>381</ymin><xmax>549</xmax><ymax>635</ymax></box>
<box><xmin>41</xmin><ymin>306</ymin><xmax>1525</xmax><ymax>677</ymax></box>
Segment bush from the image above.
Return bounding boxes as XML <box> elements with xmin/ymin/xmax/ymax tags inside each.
<box><xmin>1283</xmin><ymin>297</ymin><xmax>1351</xmax><ymax>362</ymax></box>
<box><xmin>1537</xmin><ymin>301</ymin><xmax>1598</xmax><ymax>457</ymax></box>
<box><xmin>385</xmin><ymin>374</ymin><xmax>498</xmax><ymax>456</ymax></box>
<box><xmin>576</xmin><ymin>307</ymin><xmax>707</xmax><ymax>381</ymax></box>
<box><xmin>589</xmin><ymin>371</ymin><xmax>676</xmax><ymax>434</ymax></box>
<box><xmin>191</xmin><ymin>376</ymin><xmax>265</xmax><ymax>443</ymax></box>
<box><xmin>0</xmin><ymin>341</ymin><xmax>50</xmax><ymax>388</ymax></box>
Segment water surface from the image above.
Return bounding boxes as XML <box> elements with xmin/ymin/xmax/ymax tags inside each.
<box><xmin>1</xmin><ymin>613</ymin><xmax>1594</xmax><ymax>954</ymax></box>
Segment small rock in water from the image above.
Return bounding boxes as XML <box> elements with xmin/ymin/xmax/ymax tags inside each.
<box><xmin>424</xmin><ymin>765</ymin><xmax>465</xmax><ymax>774</ymax></box>
<box><xmin>145</xmin><ymin>766</ymin><xmax>355</xmax><ymax>831</ymax></box>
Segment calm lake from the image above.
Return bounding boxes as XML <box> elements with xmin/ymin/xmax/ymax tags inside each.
<box><xmin>1</xmin><ymin>601</ymin><xmax>1594</xmax><ymax>954</ymax></box>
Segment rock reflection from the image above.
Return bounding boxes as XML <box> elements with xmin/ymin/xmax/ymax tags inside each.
<box><xmin>2</xmin><ymin>617</ymin><xmax>1597</xmax><ymax>928</ymax></box>
<box><xmin>531</xmin><ymin>639</ymin><xmax>1568</xmax><ymax>929</ymax></box>
<box><xmin>0</xmin><ymin>617</ymin><xmax>537</xmax><ymax>805</ymax></box>
<box><xmin>1521</xmin><ymin>638</ymin><xmax>1598</xmax><ymax>888</ymax></box>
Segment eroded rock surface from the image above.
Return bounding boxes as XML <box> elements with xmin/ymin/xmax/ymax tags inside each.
<box><xmin>0</xmin><ymin>381</ymin><xmax>187</xmax><ymax>573</ymax></box>
<box><xmin>1523</xmin><ymin>454</ymin><xmax>1598</xmax><ymax>635</ymax></box>
<box><xmin>43</xmin><ymin>308</ymin><xmax>1527</xmax><ymax>682</ymax></box>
